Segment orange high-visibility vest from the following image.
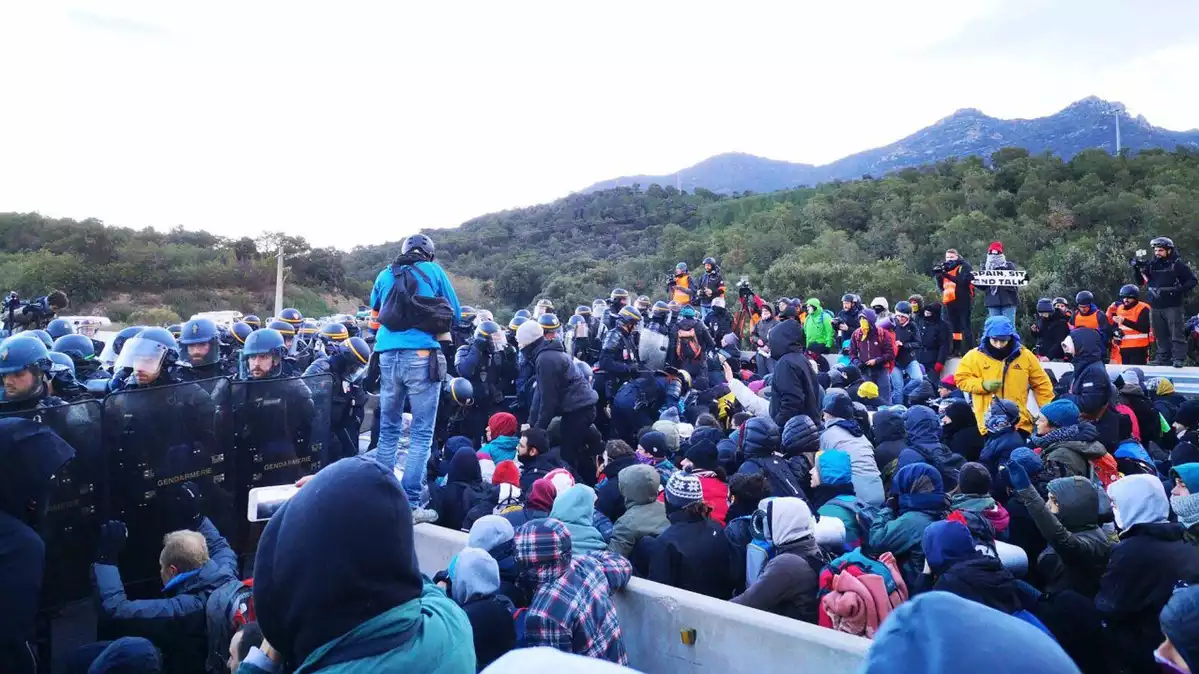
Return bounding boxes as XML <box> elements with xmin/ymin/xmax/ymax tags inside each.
<box><xmin>671</xmin><ymin>275</ymin><xmax>692</xmax><ymax>305</ymax></box>
<box><xmin>1072</xmin><ymin>311</ymin><xmax>1100</xmax><ymax>330</ymax></box>
<box><xmin>1115</xmin><ymin>301</ymin><xmax>1151</xmax><ymax>349</ymax></box>
<box><xmin>941</xmin><ymin>267</ymin><xmax>959</xmax><ymax>304</ymax></box>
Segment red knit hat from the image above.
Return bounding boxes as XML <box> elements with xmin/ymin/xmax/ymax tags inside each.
<box><xmin>988</xmin><ymin>241</ymin><xmax>1004</xmax><ymax>254</ymax></box>
<box><xmin>492</xmin><ymin>460</ymin><xmax>521</xmax><ymax>487</ymax></box>
<box><xmin>940</xmin><ymin>374</ymin><xmax>957</xmax><ymax>389</ymax></box>
<box><xmin>527</xmin><ymin>478</ymin><xmax>557</xmax><ymax>511</ymax></box>
<box><xmin>488</xmin><ymin>412</ymin><xmax>518</xmax><ymax>439</ymax></box>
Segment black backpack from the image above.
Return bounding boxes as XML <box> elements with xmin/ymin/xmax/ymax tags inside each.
<box><xmin>746</xmin><ymin>455</ymin><xmax>803</xmax><ymax>498</ymax></box>
<box><xmin>376</xmin><ymin>263</ymin><xmax>454</xmax><ymax>335</ymax></box>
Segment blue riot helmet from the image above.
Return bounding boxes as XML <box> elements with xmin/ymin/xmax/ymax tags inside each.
<box><xmin>178</xmin><ymin>318</ymin><xmax>221</xmax><ymax>368</ymax></box>
<box><xmin>616</xmin><ymin>305</ymin><xmax>643</xmax><ymax>328</ymax></box>
<box><xmin>168</xmin><ymin>324</ymin><xmax>182</xmax><ymax>341</ymax></box>
<box><xmin>575</xmin><ymin>305</ymin><xmax>592</xmax><ymax>318</ymax></box>
<box><xmin>115</xmin><ymin>327</ymin><xmax>179</xmax><ymax>386</ymax></box>
<box><xmin>268</xmin><ymin>320</ymin><xmax>297</xmax><ymax>355</ymax></box>
<box><xmin>48</xmin><ymin>351</ymin><xmax>75</xmax><ymax>376</ymax></box>
<box><xmin>446</xmin><ymin>377</ymin><xmax>474</xmax><ymax>407</ymax></box>
<box><xmin>46</xmin><ymin>318</ymin><xmax>75</xmax><ymax>340</ymax></box>
<box><xmin>460</xmin><ymin>306</ymin><xmax>478</xmax><ymax>324</ymax></box>
<box><xmin>538</xmin><ymin>313</ymin><xmax>561</xmax><ymax>336</ymax></box>
<box><xmin>113</xmin><ymin>326</ymin><xmax>145</xmax><ymax>356</ymax></box>
<box><xmin>340</xmin><ymin>336</ymin><xmax>372</xmax><ymax>381</ymax></box>
<box><xmin>28</xmin><ymin>330</ymin><xmax>54</xmax><ymax>350</ymax></box>
<box><xmin>514</xmin><ymin>309</ymin><xmax>532</xmax><ymax>321</ymax></box>
<box><xmin>567</xmin><ymin>314</ymin><xmax>587</xmax><ymax>329</ymax></box>
<box><xmin>592</xmin><ymin>299</ymin><xmax>607</xmax><ymax>316</ymax></box>
<box><xmin>651</xmin><ymin>301</ymin><xmax>670</xmax><ymax>319</ymax></box>
<box><xmin>243</xmin><ymin>315</ymin><xmax>261</xmax><ymax>330</ymax></box>
<box><xmin>634</xmin><ymin>296</ymin><xmax>651</xmax><ymax>312</ymax></box>
<box><xmin>230</xmin><ymin>321</ymin><xmax>253</xmax><ymax>347</ymax></box>
<box><xmin>240</xmin><ymin>328</ymin><xmax>286</xmax><ymax>379</ymax></box>
<box><xmin>279</xmin><ymin>307</ymin><xmax>303</xmax><ymax>327</ymax></box>
<box><xmin>475</xmin><ymin>320</ymin><xmax>505</xmax><ymax>352</ymax></box>
<box><xmin>507</xmin><ymin>315</ymin><xmax>529</xmax><ymax>333</ymax></box>
<box><xmin>0</xmin><ymin>335</ymin><xmax>53</xmax><ymax>402</ymax></box>
<box><xmin>299</xmin><ymin>319</ymin><xmax>320</xmax><ymax>346</ymax></box>
<box><xmin>318</xmin><ymin>322</ymin><xmax>351</xmax><ymax>353</ymax></box>
<box><xmin>53</xmin><ymin>334</ymin><xmax>96</xmax><ymax>369</ymax></box>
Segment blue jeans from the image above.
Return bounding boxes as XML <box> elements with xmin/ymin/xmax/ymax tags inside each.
<box><xmin>987</xmin><ymin>305</ymin><xmax>1017</xmax><ymax>324</ymax></box>
<box><xmin>888</xmin><ymin>360</ymin><xmax>926</xmax><ymax>405</ymax></box>
<box><xmin>377</xmin><ymin>349</ymin><xmax>444</xmax><ymax>506</ymax></box>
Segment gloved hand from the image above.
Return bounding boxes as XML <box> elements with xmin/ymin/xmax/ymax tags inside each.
<box><xmin>96</xmin><ymin>520</ymin><xmax>128</xmax><ymax>565</ymax></box>
<box><xmin>1009</xmin><ymin>447</ymin><xmax>1043</xmax><ymax>475</ymax></box>
<box><xmin>982</xmin><ymin>379</ymin><xmax>1002</xmax><ymax>393</ymax></box>
<box><xmin>1004</xmin><ymin>460</ymin><xmax>1031</xmax><ymax>491</ymax></box>
<box><xmin>177</xmin><ymin>481</ymin><xmax>203</xmax><ymax>530</ymax></box>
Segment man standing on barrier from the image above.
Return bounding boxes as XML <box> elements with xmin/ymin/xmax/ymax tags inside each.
<box><xmin>1133</xmin><ymin>236</ymin><xmax>1197</xmax><ymax>367</ymax></box>
<box><xmin>305</xmin><ymin>336</ymin><xmax>371</xmax><ymax>462</ymax></box>
<box><xmin>0</xmin><ymin>335</ymin><xmax>65</xmax><ymax>414</ymax></box>
<box><xmin>369</xmin><ymin>234</ymin><xmax>460</xmax><ymax>524</ymax></box>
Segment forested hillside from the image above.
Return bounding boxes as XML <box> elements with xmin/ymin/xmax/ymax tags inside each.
<box><xmin>349</xmin><ymin>147</ymin><xmax>1199</xmax><ymax>318</ymax></box>
<box><xmin>0</xmin><ymin>215</ymin><xmax>365</xmax><ymax>323</ymax></box>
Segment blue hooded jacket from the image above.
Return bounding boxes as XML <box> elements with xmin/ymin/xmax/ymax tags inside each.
<box><xmin>897</xmin><ymin>406</ymin><xmax>962</xmax><ymax>491</ymax></box>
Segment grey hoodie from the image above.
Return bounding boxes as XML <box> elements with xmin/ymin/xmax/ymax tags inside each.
<box><xmin>452</xmin><ymin>547</ymin><xmax>501</xmax><ymax>605</ymax></box>
<box><xmin>731</xmin><ymin>497</ymin><xmax>823</xmax><ymax>622</ymax></box>
<box><xmin>1014</xmin><ymin>476</ymin><xmax>1112</xmax><ymax>596</ymax></box>
<box><xmin>608</xmin><ymin>465</ymin><xmax>669</xmax><ymax>558</ymax></box>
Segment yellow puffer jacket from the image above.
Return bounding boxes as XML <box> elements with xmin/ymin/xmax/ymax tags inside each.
<box><xmin>954</xmin><ymin>345</ymin><xmax>1055</xmax><ymax>434</ymax></box>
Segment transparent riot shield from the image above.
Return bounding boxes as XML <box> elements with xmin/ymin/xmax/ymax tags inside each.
<box><xmin>230</xmin><ymin>374</ymin><xmax>332</xmax><ymax>552</ymax></box>
<box><xmin>0</xmin><ymin>401</ymin><xmax>105</xmax><ymax>610</ymax></box>
<box><xmin>103</xmin><ymin>379</ymin><xmax>233</xmax><ymax>593</ymax></box>
<box><xmin>638</xmin><ymin>327</ymin><xmax>669</xmax><ymax>371</ymax></box>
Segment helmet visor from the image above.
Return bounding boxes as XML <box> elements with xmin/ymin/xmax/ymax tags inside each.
<box><xmin>489</xmin><ymin>330</ymin><xmax>507</xmax><ymax>352</ymax></box>
<box><xmin>114</xmin><ymin>337</ymin><xmax>169</xmax><ymax>376</ymax></box>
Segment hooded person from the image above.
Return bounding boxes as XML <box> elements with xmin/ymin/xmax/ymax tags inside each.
<box><xmin>504</xmin><ymin>477</ymin><xmax>557</xmax><ymax>529</ymax></box>
<box><xmin>678</xmin><ymin>438</ymin><xmax>729</xmax><ymax>525</ymax></box>
<box><xmin>942</xmin><ymin>400</ymin><xmax>985</xmax><ymax>463</ymax></box>
<box><xmin>607</xmin><ymin>464</ymin><xmax>669</xmax><ymax>559</ymax></box>
<box><xmin>593</xmin><ymin>440</ymin><xmax>642</xmax><ymax>523</ymax></box>
<box><xmin>872</xmin><ymin>407</ymin><xmax>908</xmax><ymax>478</ymax></box>
<box><xmin>480</xmin><ymin>412</ymin><xmax>520</xmax><ymax>463</ymax></box>
<box><xmin>1119</xmin><ymin>369</ymin><xmax>1162</xmax><ymax>451</ymax></box>
<box><xmin>870</xmin><ymin>297</ymin><xmax>892</xmax><ymax>323</ymax></box>
<box><xmin>1006</xmin><ymin>454</ymin><xmax>1110</xmax><ymax>598</ymax></box>
<box><xmin>249</xmin><ymin>456</ymin><xmax>473</xmax><ymax>673</ymax></box>
<box><xmin>1031</xmin><ymin>297</ymin><xmax>1071</xmax><ymax>362</ymax></box>
<box><xmin>0</xmin><ymin>419</ymin><xmax>75</xmax><ymax>674</ymax></box>
<box><xmin>431</xmin><ymin>444</ymin><xmax>493</xmax><ymax>532</ymax></box>
<box><xmin>857</xmin><ymin>591</ymin><xmax>1081</xmax><ymax>674</ymax></box>
<box><xmin>819</xmin><ymin>391</ymin><xmax>885</xmax><ymax>506</ymax></box>
<box><xmin>648</xmin><ymin>470</ymin><xmax>737</xmax><ymax>600</ymax></box>
<box><xmin>1062</xmin><ymin>327</ymin><xmax>1119</xmax><ymax>451</ymax></box>
<box><xmin>921</xmin><ymin>521</ymin><xmax>1049</xmax><ymax>634</ymax></box>
<box><xmin>978</xmin><ymin>398</ymin><xmax>1025</xmax><ymax>492</ymax></box>
<box><xmin>915</xmin><ymin>302</ymin><xmax>953</xmax><ymax>377</ymax></box>
<box><xmin>463</xmin><ymin>515</ymin><xmax>527</xmax><ymax>609</ymax></box>
<box><xmin>897</xmin><ymin>405</ymin><xmax>962</xmax><ymax>492</ymax></box>
<box><xmin>1032</xmin><ymin>399</ymin><xmax>1109</xmax><ymax>481</ymax></box>
<box><xmin>865</xmin><ymin>462</ymin><xmax>948</xmax><ymax>588</ymax></box>
<box><xmin>1098</xmin><ymin>474</ymin><xmax>1199</xmax><ymax>674</ymax></box>
<box><xmin>651</xmin><ymin>420</ymin><xmax>681</xmax><ymax>457</ymax></box>
<box><xmin>950</xmin><ymin>463</ymin><xmax>1010</xmax><ymax>535</ymax></box>
<box><xmin>802</xmin><ymin>298</ymin><xmax>836</xmax><ymax>354</ymax></box>
<box><xmin>450</xmin><ymin>547</ymin><xmax>517</xmax><ymax>671</ymax></box>
<box><xmin>549</xmin><ymin>485</ymin><xmax>608</xmax><ymax>556</ymax></box>
<box><xmin>954</xmin><ymin>316</ymin><xmax>1054</xmax><ymax>436</ymax></box>
<box><xmin>812</xmin><ymin>449</ymin><xmax>863</xmax><ymax>549</ymax></box>
<box><xmin>514</xmin><ymin>518</ymin><xmax>632</xmax><ymax>663</ymax></box>
<box><xmin>903</xmin><ymin>378</ymin><xmax>938</xmax><ymax>410</ymax></box>
<box><xmin>850</xmin><ymin>309</ymin><xmax>896</xmax><ymax>404</ymax></box>
<box><xmin>736</xmin><ymin>416</ymin><xmax>806</xmax><ymax>499</ymax></box>
<box><xmin>767</xmin><ymin>319</ymin><xmax>823</xmax><ymax>430</ymax></box>
<box><xmin>730</xmin><ymin>497</ymin><xmax>827</xmax><ymax>622</ymax></box>
<box><xmin>1159</xmin><ymin>585</ymin><xmax>1199</xmax><ymax>674</ymax></box>
<box><xmin>85</xmin><ymin>637</ymin><xmax>162</xmax><ymax>674</ymax></box>
<box><xmin>1170</xmin><ymin>463</ymin><xmax>1199</xmax><ymax>547</ymax></box>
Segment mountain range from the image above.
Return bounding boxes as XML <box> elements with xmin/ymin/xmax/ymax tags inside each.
<box><xmin>582</xmin><ymin>97</ymin><xmax>1199</xmax><ymax>195</ymax></box>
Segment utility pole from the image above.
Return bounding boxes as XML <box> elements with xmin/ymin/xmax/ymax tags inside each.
<box><xmin>274</xmin><ymin>246</ymin><xmax>285</xmax><ymax>317</ymax></box>
<box><xmin>1115</xmin><ymin>111</ymin><xmax>1122</xmax><ymax>155</ymax></box>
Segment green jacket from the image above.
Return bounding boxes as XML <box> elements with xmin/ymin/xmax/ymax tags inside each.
<box><xmin>608</xmin><ymin>465</ymin><xmax>670</xmax><ymax>558</ymax></box>
<box><xmin>865</xmin><ymin>507</ymin><xmax>938</xmax><ymax>588</ymax></box>
<box><xmin>238</xmin><ymin>581</ymin><xmax>474</xmax><ymax>674</ymax></box>
<box><xmin>803</xmin><ymin>298</ymin><xmax>835</xmax><ymax>349</ymax></box>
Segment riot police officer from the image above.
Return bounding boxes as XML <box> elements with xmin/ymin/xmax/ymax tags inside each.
<box><xmin>534</xmin><ymin>299</ymin><xmax>554</xmax><ymax>318</ymax></box>
<box><xmin>612</xmin><ymin>367</ymin><xmax>690</xmax><ymax>445</ymax></box>
<box><xmin>455</xmin><ymin>320</ymin><xmax>507</xmax><ymax>444</ymax></box>
<box><xmin>279</xmin><ymin>307</ymin><xmax>304</xmax><ymax>330</ymax></box>
<box><xmin>267</xmin><ymin>320</ymin><xmax>304</xmax><ymax>376</ymax></box>
<box><xmin>243</xmin><ymin>314</ymin><xmax>262</xmax><ymax>331</ymax></box>
<box><xmin>538</xmin><ymin>313</ymin><xmax>561</xmax><ymax>341</ymax></box>
<box><xmin>46</xmin><ymin>318</ymin><xmax>75</xmax><ymax>341</ymax></box>
<box><xmin>298</xmin><ymin>319</ymin><xmax>320</xmax><ymax>350</ymax></box>
<box><xmin>108</xmin><ymin>327</ymin><xmax>186</xmax><ymax>391</ymax></box>
<box><xmin>565</xmin><ymin>314</ymin><xmax>592</xmax><ymax>362</ymax></box>
<box><xmin>603</xmin><ymin>288</ymin><xmax>630</xmax><ymax>332</ymax></box>
<box><xmin>53</xmin><ymin>333</ymin><xmax>110</xmax><ymax>382</ymax></box>
<box><xmin>593</xmin><ymin>306</ymin><xmax>642</xmax><ymax>437</ymax></box>
<box><xmin>27</xmin><ymin>330</ymin><xmax>54</xmax><ymax>350</ymax></box>
<box><xmin>47</xmin><ymin>351</ymin><xmax>89</xmax><ymax>402</ymax></box>
<box><xmin>177</xmin><ymin>318</ymin><xmax>233</xmax><ymax>382</ymax></box>
<box><xmin>0</xmin><ymin>335</ymin><xmax>65</xmax><ymax>413</ymax></box>
<box><xmin>434</xmin><ymin>377</ymin><xmax>475</xmax><ymax>451</ymax></box>
<box><xmin>453</xmin><ymin>306</ymin><xmax>477</xmax><ymax>350</ymax></box>
<box><xmin>229</xmin><ymin>321</ymin><xmax>253</xmax><ymax>353</ymax></box>
<box><xmin>507</xmin><ymin>315</ymin><xmax>529</xmax><ymax>350</ymax></box>
<box><xmin>305</xmin><ymin>336</ymin><xmax>372</xmax><ymax>461</ymax></box>
<box><xmin>167</xmin><ymin>324</ymin><xmax>183</xmax><ymax>342</ymax></box>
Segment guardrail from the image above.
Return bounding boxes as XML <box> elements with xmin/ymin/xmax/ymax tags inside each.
<box><xmin>413</xmin><ymin>524</ymin><xmax>869</xmax><ymax>674</ymax></box>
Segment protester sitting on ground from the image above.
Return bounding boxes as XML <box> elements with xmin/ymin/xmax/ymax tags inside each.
<box><xmin>649</xmin><ymin>470</ymin><xmax>737</xmax><ymax>600</ymax></box>
<box><xmin>676</xmin><ymin>437</ymin><xmax>730</xmax><ymax>525</ymax></box>
<box><xmin>430</xmin><ymin>444</ymin><xmax>491</xmax><ymax>531</ymax></box>
<box><xmin>247</xmin><ymin>456</ymin><xmax>474</xmax><ymax>673</ymax></box>
<box><xmin>607</xmin><ymin>464</ymin><xmax>669</xmax><ymax>558</ymax></box>
<box><xmin>451</xmin><ymin>547</ymin><xmax>517</xmax><ymax>671</ymax></box>
<box><xmin>810</xmin><ymin>449</ymin><xmax>863</xmax><ymax>549</ymax></box>
<box><xmin>819</xmin><ymin>390</ymin><xmax>885</xmax><ymax>506</ymax></box>
<box><xmin>730</xmin><ymin>497</ymin><xmax>826</xmax><ymax>622</ymax></box>
<box><xmin>635</xmin><ymin>430</ymin><xmax>678</xmax><ymax>485</ymax></box>
<box><xmin>1096</xmin><ymin>474</ymin><xmax>1199</xmax><ymax>674</ymax></box>
<box><xmin>594</xmin><ymin>440</ymin><xmax>641</xmax><ymax>522</ymax></box>
<box><xmin>864</xmin><ymin>462</ymin><xmax>948</xmax><ymax>589</ymax></box>
<box><xmin>1159</xmin><ymin>584</ymin><xmax>1199</xmax><ymax>674</ymax></box>
<box><xmin>896</xmin><ymin>405</ymin><xmax>962</xmax><ymax>492</ymax></box>
<box><xmin>942</xmin><ymin>400</ymin><xmax>985</xmax><ymax>463</ymax></box>
<box><xmin>1005</xmin><ymin>459</ymin><xmax>1110</xmax><ymax>598</ymax></box>
<box><xmin>518</xmin><ymin>427</ymin><xmax>572</xmax><ymax>493</ymax></box>
<box><xmin>86</xmin><ymin>637</ymin><xmax>163</xmax><ymax>674</ymax></box>
<box><xmin>1170</xmin><ymin>463</ymin><xmax>1199</xmax><ymax>547</ymax></box>
<box><xmin>480</xmin><ymin>412</ymin><xmax>520</xmax><ymax>463</ymax></box>
<box><xmin>504</xmin><ymin>477</ymin><xmax>557</xmax><ymax>528</ymax></box>
<box><xmin>466</xmin><ymin>515</ymin><xmax>527</xmax><ymax>608</ymax></box>
<box><xmin>872</xmin><ymin>406</ymin><xmax>907</xmax><ymax>479</ymax></box>
<box><xmin>91</xmin><ymin>497</ymin><xmax>240</xmax><ymax>674</ymax></box>
<box><xmin>550</xmin><ymin>484</ymin><xmax>609</xmax><ymax>556</ymax></box>
<box><xmin>514</xmin><ymin>518</ymin><xmax>632</xmax><ymax>664</ymax></box>
<box><xmin>978</xmin><ymin>398</ymin><xmax>1024</xmax><ymax>491</ymax></box>
<box><xmin>1031</xmin><ymin>399</ymin><xmax>1108</xmax><ymax>481</ymax></box>
<box><xmin>949</xmin><ymin>462</ymin><xmax>1010</xmax><ymax>536</ymax></box>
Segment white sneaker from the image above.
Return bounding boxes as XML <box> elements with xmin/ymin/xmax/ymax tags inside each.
<box><xmin>412</xmin><ymin>508</ymin><xmax>439</xmax><ymax>524</ymax></box>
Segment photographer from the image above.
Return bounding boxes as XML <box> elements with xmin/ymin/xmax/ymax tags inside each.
<box><xmin>1132</xmin><ymin>237</ymin><xmax>1196</xmax><ymax>367</ymax></box>
<box><xmin>3</xmin><ymin>290</ymin><xmax>69</xmax><ymax>333</ymax></box>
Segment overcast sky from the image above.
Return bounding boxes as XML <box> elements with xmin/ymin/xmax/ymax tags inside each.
<box><xmin>1</xmin><ymin>1</ymin><xmax>1196</xmax><ymax>249</ymax></box>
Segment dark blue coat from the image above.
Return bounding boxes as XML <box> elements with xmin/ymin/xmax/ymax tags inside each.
<box><xmin>91</xmin><ymin>518</ymin><xmax>239</xmax><ymax>674</ymax></box>
<box><xmin>594</xmin><ymin>453</ymin><xmax>641</xmax><ymax>523</ymax></box>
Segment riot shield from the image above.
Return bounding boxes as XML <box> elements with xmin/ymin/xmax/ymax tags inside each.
<box><xmin>638</xmin><ymin>327</ymin><xmax>669</xmax><ymax>371</ymax></box>
<box><xmin>0</xmin><ymin>401</ymin><xmax>105</xmax><ymax>610</ymax></box>
<box><xmin>103</xmin><ymin>379</ymin><xmax>234</xmax><ymax>593</ymax></box>
<box><xmin>230</xmin><ymin>374</ymin><xmax>332</xmax><ymax>552</ymax></box>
